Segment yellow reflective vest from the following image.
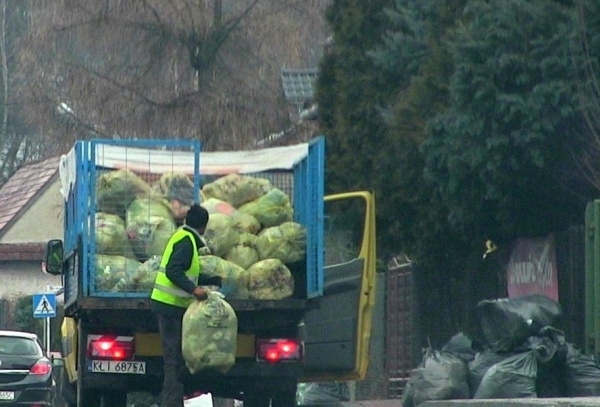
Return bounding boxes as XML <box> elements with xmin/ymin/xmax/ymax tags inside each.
<box><xmin>150</xmin><ymin>227</ymin><xmax>200</xmax><ymax>308</ymax></box>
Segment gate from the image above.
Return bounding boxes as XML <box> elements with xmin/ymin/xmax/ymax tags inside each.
<box><xmin>385</xmin><ymin>255</ymin><xmax>414</xmax><ymax>399</ymax></box>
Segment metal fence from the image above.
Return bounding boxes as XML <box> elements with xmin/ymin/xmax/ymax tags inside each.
<box><xmin>385</xmin><ymin>256</ymin><xmax>414</xmax><ymax>399</ymax></box>
<box><xmin>555</xmin><ymin>225</ymin><xmax>586</xmax><ymax>351</ymax></box>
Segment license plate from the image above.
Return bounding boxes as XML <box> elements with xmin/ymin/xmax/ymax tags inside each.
<box><xmin>0</xmin><ymin>391</ymin><xmax>14</xmax><ymax>400</ymax></box>
<box><xmin>90</xmin><ymin>360</ymin><xmax>146</xmax><ymax>374</ymax></box>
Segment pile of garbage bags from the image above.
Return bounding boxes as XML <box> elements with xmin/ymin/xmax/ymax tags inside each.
<box><xmin>402</xmin><ymin>294</ymin><xmax>600</xmax><ymax>406</ymax></box>
<box><xmin>93</xmin><ymin>170</ymin><xmax>306</xmax><ymax>300</ymax></box>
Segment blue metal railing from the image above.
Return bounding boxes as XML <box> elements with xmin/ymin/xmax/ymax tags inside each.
<box><xmin>65</xmin><ymin>137</ymin><xmax>323</xmax><ymax>300</ymax></box>
<box><xmin>294</xmin><ymin>136</ymin><xmax>325</xmax><ymax>298</ymax></box>
<box><xmin>68</xmin><ymin>139</ymin><xmax>201</xmax><ymax>298</ymax></box>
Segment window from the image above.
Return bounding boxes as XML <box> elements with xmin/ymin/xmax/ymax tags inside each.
<box><xmin>0</xmin><ymin>337</ymin><xmax>41</xmax><ymax>356</ymax></box>
<box><xmin>324</xmin><ymin>197</ymin><xmax>366</xmax><ymax>267</ymax></box>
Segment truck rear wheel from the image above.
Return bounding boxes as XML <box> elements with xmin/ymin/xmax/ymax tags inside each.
<box><xmin>100</xmin><ymin>391</ymin><xmax>127</xmax><ymax>407</ymax></box>
<box><xmin>59</xmin><ymin>367</ymin><xmax>77</xmax><ymax>407</ymax></box>
<box><xmin>271</xmin><ymin>389</ymin><xmax>297</xmax><ymax>407</ymax></box>
<box><xmin>243</xmin><ymin>391</ymin><xmax>270</xmax><ymax>407</ymax></box>
<box><xmin>78</xmin><ymin>389</ymin><xmax>101</xmax><ymax>407</ymax></box>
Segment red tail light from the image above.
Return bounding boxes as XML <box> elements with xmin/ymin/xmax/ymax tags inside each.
<box><xmin>256</xmin><ymin>339</ymin><xmax>303</xmax><ymax>363</ymax></box>
<box><xmin>87</xmin><ymin>335</ymin><xmax>134</xmax><ymax>360</ymax></box>
<box><xmin>29</xmin><ymin>360</ymin><xmax>52</xmax><ymax>375</ymax></box>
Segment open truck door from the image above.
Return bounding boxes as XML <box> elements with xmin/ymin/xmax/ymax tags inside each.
<box><xmin>301</xmin><ymin>191</ymin><xmax>377</xmax><ymax>381</ymax></box>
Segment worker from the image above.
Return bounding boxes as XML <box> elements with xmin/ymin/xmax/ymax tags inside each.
<box><xmin>150</xmin><ymin>203</ymin><xmax>222</xmax><ymax>407</ymax></box>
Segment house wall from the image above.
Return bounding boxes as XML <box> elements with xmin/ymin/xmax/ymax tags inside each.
<box><xmin>0</xmin><ymin>260</ymin><xmax>62</xmax><ymax>300</ymax></box>
<box><xmin>1</xmin><ymin>178</ymin><xmax>63</xmax><ymax>244</ymax></box>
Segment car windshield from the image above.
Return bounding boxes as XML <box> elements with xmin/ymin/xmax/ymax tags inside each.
<box><xmin>0</xmin><ymin>337</ymin><xmax>39</xmax><ymax>355</ymax></box>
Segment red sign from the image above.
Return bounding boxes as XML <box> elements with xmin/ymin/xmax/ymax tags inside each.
<box><xmin>506</xmin><ymin>235</ymin><xmax>559</xmax><ymax>301</ymax></box>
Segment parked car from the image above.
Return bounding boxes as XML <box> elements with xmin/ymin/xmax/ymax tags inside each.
<box><xmin>0</xmin><ymin>330</ymin><xmax>54</xmax><ymax>406</ymax></box>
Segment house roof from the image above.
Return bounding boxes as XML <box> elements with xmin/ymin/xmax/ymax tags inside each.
<box><xmin>0</xmin><ymin>243</ymin><xmax>45</xmax><ymax>261</ymax></box>
<box><xmin>0</xmin><ymin>156</ymin><xmax>60</xmax><ymax>239</ymax></box>
<box><xmin>281</xmin><ymin>68</ymin><xmax>318</xmax><ymax>107</ymax></box>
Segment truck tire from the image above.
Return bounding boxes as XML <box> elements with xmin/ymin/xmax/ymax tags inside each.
<box><xmin>271</xmin><ymin>389</ymin><xmax>297</xmax><ymax>407</ymax></box>
<box><xmin>79</xmin><ymin>389</ymin><xmax>101</xmax><ymax>407</ymax></box>
<box><xmin>100</xmin><ymin>391</ymin><xmax>127</xmax><ymax>407</ymax></box>
<box><xmin>243</xmin><ymin>391</ymin><xmax>270</xmax><ymax>407</ymax></box>
<box><xmin>60</xmin><ymin>368</ymin><xmax>77</xmax><ymax>407</ymax></box>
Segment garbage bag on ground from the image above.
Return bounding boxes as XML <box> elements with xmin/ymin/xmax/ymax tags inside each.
<box><xmin>95</xmin><ymin>254</ymin><xmax>142</xmax><ymax>291</ymax></box>
<box><xmin>297</xmin><ymin>382</ymin><xmax>351</xmax><ymax>405</ymax></box>
<box><xmin>530</xmin><ymin>326</ymin><xmax>568</xmax><ymax>398</ymax></box>
<box><xmin>564</xmin><ymin>343</ymin><xmax>600</xmax><ymax>396</ymax></box>
<box><xmin>204</xmin><ymin>213</ymin><xmax>238</xmax><ymax>257</ymax></box>
<box><xmin>95</xmin><ymin>212</ymin><xmax>136</xmax><ymax>258</ymax></box>
<box><xmin>476</xmin><ymin>294</ymin><xmax>561</xmax><ymax>352</ymax></box>
<box><xmin>528</xmin><ymin>333</ymin><xmax>560</xmax><ymax>363</ymax></box>
<box><xmin>238</xmin><ymin>188</ymin><xmax>293</xmax><ymax>228</ymax></box>
<box><xmin>442</xmin><ymin>332</ymin><xmax>477</xmax><ymax>363</ymax></box>
<box><xmin>202</xmin><ymin>198</ymin><xmax>237</xmax><ymax>216</ymax></box>
<box><xmin>468</xmin><ymin>349</ymin><xmax>511</xmax><ymax>397</ymax></box>
<box><xmin>126</xmin><ymin>198</ymin><xmax>176</xmax><ymax>261</ymax></box>
<box><xmin>96</xmin><ymin>169</ymin><xmax>152</xmax><ymax>217</ymax></box>
<box><xmin>202</xmin><ymin>174</ymin><xmax>272</xmax><ymax>208</ymax></box>
<box><xmin>231</xmin><ymin>212</ymin><xmax>261</xmax><ymax>234</ymax></box>
<box><xmin>131</xmin><ymin>255</ymin><xmax>162</xmax><ymax>291</ymax></box>
<box><xmin>255</xmin><ymin>222</ymin><xmax>306</xmax><ymax>264</ymax></box>
<box><xmin>473</xmin><ymin>351</ymin><xmax>538</xmax><ymax>399</ymax></box>
<box><xmin>247</xmin><ymin>259</ymin><xmax>294</xmax><ymax>300</ymax></box>
<box><xmin>410</xmin><ymin>349</ymin><xmax>470</xmax><ymax>406</ymax></box>
<box><xmin>200</xmin><ymin>255</ymin><xmax>249</xmax><ymax>300</ymax></box>
<box><xmin>224</xmin><ymin>233</ymin><xmax>260</xmax><ymax>269</ymax></box>
<box><xmin>401</xmin><ymin>381</ymin><xmax>415</xmax><ymax>407</ymax></box>
<box><xmin>182</xmin><ymin>292</ymin><xmax>238</xmax><ymax>374</ymax></box>
<box><xmin>153</xmin><ymin>172</ymin><xmax>195</xmax><ymax>219</ymax></box>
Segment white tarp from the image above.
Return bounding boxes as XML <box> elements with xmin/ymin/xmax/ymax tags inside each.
<box><xmin>59</xmin><ymin>141</ymin><xmax>309</xmax><ymax>200</ymax></box>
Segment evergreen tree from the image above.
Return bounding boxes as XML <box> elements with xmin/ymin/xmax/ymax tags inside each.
<box><xmin>421</xmin><ymin>0</ymin><xmax>592</xmax><ymax>243</ymax></box>
<box><xmin>366</xmin><ymin>0</ymin><xmax>469</xmax><ymax>263</ymax></box>
<box><xmin>14</xmin><ymin>296</ymin><xmax>43</xmax><ymax>338</ymax></box>
<box><xmin>575</xmin><ymin>0</ymin><xmax>600</xmax><ymax>188</ymax></box>
<box><xmin>316</xmin><ymin>0</ymin><xmax>397</xmax><ymax>257</ymax></box>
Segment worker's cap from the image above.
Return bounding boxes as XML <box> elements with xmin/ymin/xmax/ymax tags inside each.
<box><xmin>186</xmin><ymin>204</ymin><xmax>209</xmax><ymax>229</ymax></box>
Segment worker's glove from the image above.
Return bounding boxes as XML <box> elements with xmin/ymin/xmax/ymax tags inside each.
<box><xmin>192</xmin><ymin>287</ymin><xmax>208</xmax><ymax>301</ymax></box>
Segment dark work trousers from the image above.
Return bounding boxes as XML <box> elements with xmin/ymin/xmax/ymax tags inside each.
<box><xmin>157</xmin><ymin>312</ymin><xmax>188</xmax><ymax>407</ymax></box>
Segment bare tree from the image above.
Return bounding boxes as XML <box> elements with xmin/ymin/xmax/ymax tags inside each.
<box><xmin>15</xmin><ymin>0</ymin><xmax>329</xmax><ymax>151</ymax></box>
<box><xmin>0</xmin><ymin>1</ymin><xmax>59</xmax><ymax>186</ymax></box>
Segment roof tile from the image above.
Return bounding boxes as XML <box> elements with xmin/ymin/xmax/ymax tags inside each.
<box><xmin>0</xmin><ymin>243</ymin><xmax>45</xmax><ymax>261</ymax></box>
<box><xmin>0</xmin><ymin>156</ymin><xmax>60</xmax><ymax>236</ymax></box>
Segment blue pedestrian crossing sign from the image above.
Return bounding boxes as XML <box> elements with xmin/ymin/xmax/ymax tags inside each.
<box><xmin>32</xmin><ymin>293</ymin><xmax>56</xmax><ymax>318</ymax></box>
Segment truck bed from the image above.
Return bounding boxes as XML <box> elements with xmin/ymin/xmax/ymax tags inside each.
<box><xmin>66</xmin><ymin>297</ymin><xmax>309</xmax><ymax>332</ymax></box>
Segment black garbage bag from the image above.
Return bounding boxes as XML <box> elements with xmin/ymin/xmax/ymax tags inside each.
<box><xmin>299</xmin><ymin>382</ymin><xmax>351</xmax><ymax>404</ymax></box>
<box><xmin>528</xmin><ymin>334</ymin><xmax>559</xmax><ymax>363</ymax></box>
<box><xmin>476</xmin><ymin>295</ymin><xmax>561</xmax><ymax>352</ymax></box>
<box><xmin>442</xmin><ymin>332</ymin><xmax>477</xmax><ymax>363</ymax></box>
<box><xmin>401</xmin><ymin>381</ymin><xmax>414</xmax><ymax>407</ymax></box>
<box><xmin>564</xmin><ymin>343</ymin><xmax>600</xmax><ymax>396</ymax></box>
<box><xmin>474</xmin><ymin>351</ymin><xmax>538</xmax><ymax>399</ymax></box>
<box><xmin>529</xmin><ymin>329</ymin><xmax>567</xmax><ymax>398</ymax></box>
<box><xmin>467</xmin><ymin>349</ymin><xmax>510</xmax><ymax>397</ymax></box>
<box><xmin>411</xmin><ymin>349</ymin><xmax>470</xmax><ymax>406</ymax></box>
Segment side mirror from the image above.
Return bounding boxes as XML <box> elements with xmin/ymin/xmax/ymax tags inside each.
<box><xmin>44</xmin><ymin>240</ymin><xmax>64</xmax><ymax>276</ymax></box>
<box><xmin>51</xmin><ymin>356</ymin><xmax>65</xmax><ymax>367</ymax></box>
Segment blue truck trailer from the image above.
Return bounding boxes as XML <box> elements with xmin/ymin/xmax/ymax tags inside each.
<box><xmin>43</xmin><ymin>137</ymin><xmax>377</xmax><ymax>407</ymax></box>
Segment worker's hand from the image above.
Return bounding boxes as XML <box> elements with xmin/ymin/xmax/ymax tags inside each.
<box><xmin>192</xmin><ymin>287</ymin><xmax>208</xmax><ymax>301</ymax></box>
